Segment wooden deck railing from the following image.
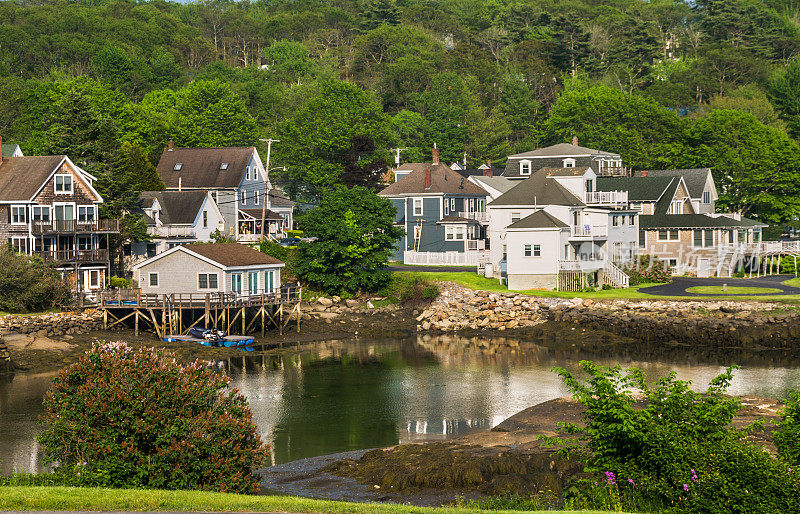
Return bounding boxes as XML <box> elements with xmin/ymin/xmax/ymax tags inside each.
<box><xmin>98</xmin><ymin>288</ymin><xmax>302</xmax><ymax>309</ymax></box>
<box><xmin>36</xmin><ymin>248</ymin><xmax>110</xmax><ymax>263</ymax></box>
<box><xmin>31</xmin><ymin>219</ymin><xmax>119</xmax><ymax>235</ymax></box>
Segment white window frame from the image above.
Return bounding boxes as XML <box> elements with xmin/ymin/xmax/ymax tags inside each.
<box><xmin>511</xmin><ymin>212</ymin><xmax>521</xmax><ymax>224</ymax></box>
<box><xmin>254</xmin><ymin>191</ymin><xmax>260</xmax><ymax>205</ymax></box>
<box><xmin>231</xmin><ymin>273</ymin><xmax>243</xmax><ymax>293</ymax></box>
<box><xmin>533</xmin><ymin>244</ymin><xmax>541</xmax><ymax>257</ymax></box>
<box><xmin>413</xmin><ymin>198</ymin><xmax>423</xmax><ymax>217</ymax></box>
<box><xmin>445</xmin><ymin>225</ymin><xmax>465</xmax><ymax>241</ymax></box>
<box><xmin>443</xmin><ymin>199</ymin><xmax>449</xmax><ymax>216</ymax></box>
<box><xmin>77</xmin><ymin>205</ymin><xmax>96</xmax><ymax>222</ymax></box>
<box><xmin>450</xmin><ymin>198</ymin><xmax>456</xmax><ymax>211</ymax></box>
<box><xmin>693</xmin><ymin>229</ymin><xmax>714</xmax><ymax>248</ymax></box>
<box><xmin>245</xmin><ymin>166</ymin><xmax>251</xmax><ymax>180</ymax></box>
<box><xmin>524</xmin><ymin>244</ymin><xmax>532</xmax><ymax>257</ymax></box>
<box><xmin>703</xmin><ymin>191</ymin><xmax>711</xmax><ymax>204</ymax></box>
<box><xmin>11</xmin><ymin>236</ymin><xmax>28</xmax><ymax>254</ymax></box>
<box><xmin>519</xmin><ymin>160</ymin><xmax>532</xmax><ymax>176</ymax></box>
<box><xmin>149</xmin><ymin>272</ymin><xmax>159</xmax><ymax>288</ymax></box>
<box><xmin>32</xmin><ymin>205</ymin><xmax>50</xmax><ymax>222</ymax></box>
<box><xmin>53</xmin><ymin>202</ymin><xmax>76</xmax><ymax>222</ymax></box>
<box><xmin>563</xmin><ymin>158</ymin><xmax>576</xmax><ymax>168</ymax></box>
<box><xmin>54</xmin><ymin>174</ymin><xmax>73</xmax><ymax>194</ymax></box>
<box><xmin>10</xmin><ymin>205</ymin><xmax>26</xmax><ymax>225</ymax></box>
<box><xmin>657</xmin><ymin>229</ymin><xmax>680</xmax><ymax>242</ymax></box>
<box><xmin>202</xmin><ymin>211</ymin><xmax>208</xmax><ymax>228</ymax></box>
<box><xmin>87</xmin><ymin>269</ymin><xmax>101</xmax><ymax>290</ymax></box>
<box><xmin>240</xmin><ymin>190</ymin><xmax>246</xmax><ymax>205</ymax></box>
<box><xmin>248</xmin><ymin>271</ymin><xmax>259</xmax><ymax>294</ymax></box>
<box><xmin>198</xmin><ymin>272</ymin><xmax>219</xmax><ymax>290</ymax></box>
<box><xmin>413</xmin><ymin>225</ymin><xmax>422</xmax><ymax>240</ymax></box>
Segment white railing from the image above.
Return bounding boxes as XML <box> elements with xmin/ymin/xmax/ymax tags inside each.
<box><xmin>458</xmin><ymin>211</ymin><xmax>489</xmax><ymax>222</ymax></box>
<box><xmin>147</xmin><ymin>225</ymin><xmax>196</xmax><ymax>238</ymax></box>
<box><xmin>603</xmin><ymin>261</ymin><xmax>629</xmax><ymax>288</ymax></box>
<box><xmin>404</xmin><ymin>250</ymin><xmax>489</xmax><ymax>266</ymax></box>
<box><xmin>585</xmin><ymin>191</ymin><xmax>628</xmax><ymax>205</ymax></box>
<box><xmin>570</xmin><ymin>225</ymin><xmax>608</xmax><ymax>238</ymax></box>
<box><xmin>559</xmin><ymin>259</ymin><xmax>605</xmax><ymax>271</ymax></box>
<box><xmin>466</xmin><ymin>239</ymin><xmax>486</xmax><ymax>251</ymax></box>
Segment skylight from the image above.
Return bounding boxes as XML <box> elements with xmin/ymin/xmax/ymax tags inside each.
<box><xmin>220</xmin><ymin>162</ymin><xmax>229</xmax><ymax>170</ymax></box>
<box><xmin>174</xmin><ymin>163</ymin><xmax>183</xmax><ymax>171</ymax></box>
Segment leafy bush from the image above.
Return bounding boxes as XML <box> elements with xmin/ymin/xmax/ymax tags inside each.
<box><xmin>258</xmin><ymin>238</ymin><xmax>296</xmax><ymax>277</ymax></box>
<box><xmin>0</xmin><ymin>247</ymin><xmax>71</xmax><ymax>312</ymax></box>
<box><xmin>379</xmin><ymin>273</ymin><xmax>439</xmax><ymax>305</ymax></box>
<box><xmin>107</xmin><ymin>276</ymin><xmax>131</xmax><ymax>289</ymax></box>
<box><xmin>285</xmin><ymin>229</ymin><xmax>303</xmax><ymax>238</ymax></box>
<box><xmin>776</xmin><ymin>390</ymin><xmax>800</xmax><ymax>466</ymax></box>
<box><xmin>622</xmin><ymin>254</ymin><xmax>672</xmax><ymax>285</ymax></box>
<box><xmin>554</xmin><ymin>362</ymin><xmax>800</xmax><ymax>513</ymax></box>
<box><xmin>38</xmin><ymin>342</ymin><xmax>269</xmax><ymax>493</ymax></box>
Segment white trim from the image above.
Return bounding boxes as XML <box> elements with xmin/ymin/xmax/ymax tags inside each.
<box><xmin>197</xmin><ymin>271</ymin><xmax>220</xmax><ymax>290</ymax></box>
<box><xmin>131</xmin><ymin>244</ymin><xmax>285</xmax><ymax>272</ymax></box>
<box><xmin>10</xmin><ymin>204</ymin><xmax>27</xmax><ymax>225</ymax></box>
<box><xmin>148</xmin><ymin>272</ymin><xmax>160</xmax><ymax>288</ymax></box>
<box><xmin>412</xmin><ymin>197</ymin><xmax>423</xmax><ymax>216</ymax></box>
<box><xmin>519</xmin><ymin>160</ymin><xmax>532</xmax><ymax>176</ymax></box>
<box><xmin>28</xmin><ymin>157</ymin><xmax>105</xmax><ymax>203</ymax></box>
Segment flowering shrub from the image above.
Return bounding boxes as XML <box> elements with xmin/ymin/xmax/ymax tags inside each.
<box><xmin>622</xmin><ymin>254</ymin><xmax>672</xmax><ymax>285</ymax></box>
<box><xmin>38</xmin><ymin>342</ymin><xmax>269</xmax><ymax>493</ymax></box>
<box><xmin>555</xmin><ymin>362</ymin><xmax>800</xmax><ymax>513</ymax></box>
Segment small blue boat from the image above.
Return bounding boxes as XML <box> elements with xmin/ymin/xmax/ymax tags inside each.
<box><xmin>164</xmin><ymin>328</ymin><xmax>255</xmax><ymax>349</ymax></box>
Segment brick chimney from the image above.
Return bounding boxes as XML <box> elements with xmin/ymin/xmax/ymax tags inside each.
<box><xmin>484</xmin><ymin>160</ymin><xmax>493</xmax><ymax>177</ymax></box>
<box><xmin>640</xmin><ymin>170</ymin><xmax>648</xmax><ymax>177</ymax></box>
<box><xmin>425</xmin><ymin>167</ymin><xmax>432</xmax><ymax>189</ymax></box>
<box><xmin>431</xmin><ymin>143</ymin><xmax>439</xmax><ymax>165</ymax></box>
<box><xmin>168</xmin><ymin>139</ymin><xmax>174</xmax><ymax>151</ymax></box>
<box><xmin>572</xmin><ymin>136</ymin><xmax>579</xmax><ymax>146</ymax></box>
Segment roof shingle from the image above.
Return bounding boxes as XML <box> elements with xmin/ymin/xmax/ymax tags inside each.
<box><xmin>185</xmin><ymin>243</ymin><xmax>283</xmax><ymax>267</ymax></box>
<box><xmin>157</xmin><ymin>147</ymin><xmax>256</xmax><ymax>189</ymax></box>
<box><xmin>139</xmin><ymin>190</ymin><xmax>208</xmax><ymax>225</ymax></box>
<box><xmin>0</xmin><ymin>155</ymin><xmax>66</xmax><ymax>201</ymax></box>
<box><xmin>379</xmin><ymin>163</ymin><xmax>486</xmax><ymax>196</ymax></box>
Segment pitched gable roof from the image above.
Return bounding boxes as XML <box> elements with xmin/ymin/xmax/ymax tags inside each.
<box><xmin>240</xmin><ymin>208</ymin><xmax>283</xmax><ymax>220</ymax></box>
<box><xmin>0</xmin><ymin>155</ymin><xmax>67</xmax><ymax>201</ymax></box>
<box><xmin>509</xmin><ymin>143</ymin><xmax>619</xmax><ymax>159</ymax></box>
<box><xmin>139</xmin><ymin>190</ymin><xmax>208</xmax><ymax>225</ymax></box>
<box><xmin>635</xmin><ymin>169</ymin><xmax>712</xmax><ymax>199</ymax></box>
<box><xmin>470</xmin><ymin>176</ymin><xmax>516</xmax><ymax>194</ymax></box>
<box><xmin>379</xmin><ymin>163</ymin><xmax>486</xmax><ymax>196</ymax></box>
<box><xmin>489</xmin><ymin>170</ymin><xmax>584</xmax><ymax>207</ymax></box>
<box><xmin>184</xmin><ymin>243</ymin><xmax>283</xmax><ymax>267</ymax></box>
<box><xmin>596</xmin><ymin>176</ymin><xmax>674</xmax><ymax>202</ymax></box>
<box><xmin>268</xmin><ymin>192</ymin><xmax>294</xmax><ymax>208</ymax></box>
<box><xmin>507</xmin><ymin>209</ymin><xmax>568</xmax><ymax>229</ymax></box>
<box><xmin>157</xmin><ymin>147</ymin><xmax>256</xmax><ymax>189</ymax></box>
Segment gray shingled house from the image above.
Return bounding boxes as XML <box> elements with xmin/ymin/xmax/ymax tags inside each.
<box><xmin>379</xmin><ymin>146</ymin><xmax>490</xmax><ymax>265</ymax></box>
<box><xmin>132</xmin><ymin>243</ymin><xmax>284</xmax><ymax>295</ymax></box>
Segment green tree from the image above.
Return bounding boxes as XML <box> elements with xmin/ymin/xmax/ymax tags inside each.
<box><xmin>0</xmin><ymin>247</ymin><xmax>71</xmax><ymax>313</ymax></box>
<box><xmin>685</xmin><ymin>109</ymin><xmax>800</xmax><ymax>223</ymax></box>
<box><xmin>262</xmin><ymin>40</ymin><xmax>314</xmax><ymax>83</ymax></box>
<box><xmin>277</xmin><ymin>80</ymin><xmax>393</xmax><ymax>188</ymax></box>
<box><xmin>294</xmin><ymin>186</ymin><xmax>403</xmax><ymax>294</ymax></box>
<box><xmin>700</xmin><ymin>84</ymin><xmax>787</xmax><ymax>131</ymax></box>
<box><xmin>542</xmin><ymin>84</ymin><xmax>687</xmax><ymax>170</ymax></box>
<box><xmin>767</xmin><ymin>56</ymin><xmax>800</xmax><ymax>138</ymax></box>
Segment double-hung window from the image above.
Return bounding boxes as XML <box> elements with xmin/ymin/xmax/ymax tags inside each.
<box><xmin>693</xmin><ymin>229</ymin><xmax>714</xmax><ymax>248</ymax></box>
<box><xmin>519</xmin><ymin>160</ymin><xmax>532</xmax><ymax>175</ymax></box>
<box><xmin>203</xmin><ymin>211</ymin><xmax>208</xmax><ymax>228</ymax></box>
<box><xmin>32</xmin><ymin>206</ymin><xmax>50</xmax><ymax>222</ymax></box>
<box><xmin>10</xmin><ymin>205</ymin><xmax>26</xmax><ymax>224</ymax></box>
<box><xmin>413</xmin><ymin>198</ymin><xmax>423</xmax><ymax>216</ymax></box>
<box><xmin>240</xmin><ymin>190</ymin><xmax>246</xmax><ymax>205</ymax></box>
<box><xmin>657</xmin><ymin>229</ymin><xmax>679</xmax><ymax>241</ymax></box>
<box><xmin>231</xmin><ymin>273</ymin><xmax>243</xmax><ymax>293</ymax></box>
<box><xmin>525</xmin><ymin>244</ymin><xmax>541</xmax><ymax>257</ymax></box>
<box><xmin>245</xmin><ymin>166</ymin><xmax>250</xmax><ymax>180</ymax></box>
<box><xmin>443</xmin><ymin>199</ymin><xmax>449</xmax><ymax>216</ymax></box>
<box><xmin>198</xmin><ymin>273</ymin><xmax>218</xmax><ymax>290</ymax></box>
<box><xmin>10</xmin><ymin>237</ymin><xmax>28</xmax><ymax>254</ymax></box>
<box><xmin>54</xmin><ymin>174</ymin><xmax>73</xmax><ymax>194</ymax></box>
<box><xmin>77</xmin><ymin>206</ymin><xmax>95</xmax><ymax>222</ymax></box>
<box><xmin>149</xmin><ymin>273</ymin><xmax>159</xmax><ymax>287</ymax></box>
<box><xmin>445</xmin><ymin>225</ymin><xmax>464</xmax><ymax>240</ymax></box>
<box><xmin>264</xmin><ymin>270</ymin><xmax>276</xmax><ymax>293</ymax></box>
<box><xmin>248</xmin><ymin>272</ymin><xmax>258</xmax><ymax>294</ymax></box>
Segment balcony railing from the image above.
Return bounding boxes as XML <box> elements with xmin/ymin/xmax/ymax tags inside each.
<box><xmin>36</xmin><ymin>248</ymin><xmax>109</xmax><ymax>263</ymax></box>
<box><xmin>457</xmin><ymin>211</ymin><xmax>489</xmax><ymax>222</ymax></box>
<box><xmin>559</xmin><ymin>259</ymin><xmax>605</xmax><ymax>271</ymax></box>
<box><xmin>466</xmin><ymin>239</ymin><xmax>486</xmax><ymax>251</ymax></box>
<box><xmin>585</xmin><ymin>191</ymin><xmax>628</xmax><ymax>205</ymax></box>
<box><xmin>596</xmin><ymin>166</ymin><xmax>629</xmax><ymax>177</ymax></box>
<box><xmin>570</xmin><ymin>224</ymin><xmax>608</xmax><ymax>238</ymax></box>
<box><xmin>147</xmin><ymin>225</ymin><xmax>196</xmax><ymax>238</ymax></box>
<box><xmin>31</xmin><ymin>219</ymin><xmax>119</xmax><ymax>235</ymax></box>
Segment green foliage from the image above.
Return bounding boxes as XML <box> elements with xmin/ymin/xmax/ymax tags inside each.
<box><xmin>38</xmin><ymin>342</ymin><xmax>269</xmax><ymax>494</ymax></box>
<box><xmin>294</xmin><ymin>186</ymin><xmax>403</xmax><ymax>294</ymax></box>
<box><xmin>775</xmin><ymin>390</ymin><xmax>800</xmax><ymax>466</ymax></box>
<box><xmin>258</xmin><ymin>239</ymin><xmax>296</xmax><ymax>277</ymax></box>
<box><xmin>380</xmin><ymin>274</ymin><xmax>439</xmax><ymax>305</ymax></box>
<box><xmin>0</xmin><ymin>247</ymin><xmax>71</xmax><ymax>313</ymax></box>
<box><xmin>554</xmin><ymin>362</ymin><xmax>800</xmax><ymax>513</ymax></box>
<box><xmin>285</xmin><ymin>230</ymin><xmax>303</xmax><ymax>238</ymax></box>
<box><xmin>622</xmin><ymin>255</ymin><xmax>672</xmax><ymax>285</ymax></box>
<box><xmin>107</xmin><ymin>277</ymin><xmax>131</xmax><ymax>289</ymax></box>
<box><xmin>455</xmin><ymin>492</ymin><xmax>560</xmax><ymax>511</ymax></box>
<box><xmin>209</xmin><ymin>230</ymin><xmax>237</xmax><ymax>244</ymax></box>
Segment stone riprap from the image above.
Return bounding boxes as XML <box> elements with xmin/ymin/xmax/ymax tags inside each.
<box><xmin>0</xmin><ymin>338</ymin><xmax>12</xmax><ymax>373</ymax></box>
<box><xmin>0</xmin><ymin>310</ymin><xmax>104</xmax><ymax>338</ymax></box>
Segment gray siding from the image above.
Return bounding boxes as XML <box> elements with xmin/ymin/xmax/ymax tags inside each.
<box><xmin>137</xmin><ymin>251</ymin><xmax>225</xmax><ymax>294</ymax></box>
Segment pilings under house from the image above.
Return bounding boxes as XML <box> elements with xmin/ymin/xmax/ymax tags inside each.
<box><xmin>97</xmin><ymin>289</ymin><xmax>303</xmax><ymax>340</ymax></box>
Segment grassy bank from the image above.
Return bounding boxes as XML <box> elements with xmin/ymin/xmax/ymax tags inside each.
<box><xmin>391</xmin><ymin>271</ymin><xmax>800</xmax><ymax>302</ymax></box>
<box><xmin>0</xmin><ymin>486</ymin><xmax>613</xmax><ymax>513</ymax></box>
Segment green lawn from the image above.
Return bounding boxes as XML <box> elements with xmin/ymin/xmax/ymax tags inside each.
<box><xmin>394</xmin><ymin>271</ymin><xmax>800</xmax><ymax>303</ymax></box>
<box><xmin>784</xmin><ymin>277</ymin><xmax>800</xmax><ymax>287</ymax></box>
<box><xmin>0</xmin><ymin>486</ymin><xmax>613</xmax><ymax>513</ymax></box>
<box><xmin>686</xmin><ymin>286</ymin><xmax>782</xmax><ymax>295</ymax></box>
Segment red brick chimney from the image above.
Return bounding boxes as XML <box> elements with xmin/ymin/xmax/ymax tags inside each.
<box><xmin>425</xmin><ymin>167</ymin><xmax>432</xmax><ymax>189</ymax></box>
<box><xmin>484</xmin><ymin>160</ymin><xmax>493</xmax><ymax>177</ymax></box>
<box><xmin>168</xmin><ymin>139</ymin><xmax>174</xmax><ymax>151</ymax></box>
<box><xmin>572</xmin><ymin>136</ymin><xmax>579</xmax><ymax>146</ymax></box>
<box><xmin>431</xmin><ymin>144</ymin><xmax>439</xmax><ymax>165</ymax></box>
<box><xmin>640</xmin><ymin>170</ymin><xmax>648</xmax><ymax>177</ymax></box>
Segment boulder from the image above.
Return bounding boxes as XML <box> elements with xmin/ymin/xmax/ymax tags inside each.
<box><xmin>317</xmin><ymin>297</ymin><xmax>333</xmax><ymax>306</ymax></box>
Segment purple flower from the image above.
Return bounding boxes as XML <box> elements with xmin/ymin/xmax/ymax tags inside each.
<box><xmin>683</xmin><ymin>484</ymin><xmax>689</xmax><ymax>491</ymax></box>
<box><xmin>627</xmin><ymin>478</ymin><xmax>636</xmax><ymax>486</ymax></box>
<box><xmin>690</xmin><ymin>468</ymin><xmax>695</xmax><ymax>474</ymax></box>
<box><xmin>605</xmin><ymin>471</ymin><xmax>616</xmax><ymax>485</ymax></box>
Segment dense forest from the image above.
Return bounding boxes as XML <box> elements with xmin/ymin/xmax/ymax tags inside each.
<box><xmin>3</xmin><ymin>0</ymin><xmax>800</xmax><ymax>223</ymax></box>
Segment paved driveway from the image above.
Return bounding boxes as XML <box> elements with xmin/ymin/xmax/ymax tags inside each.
<box><xmin>639</xmin><ymin>274</ymin><xmax>800</xmax><ymax>297</ymax></box>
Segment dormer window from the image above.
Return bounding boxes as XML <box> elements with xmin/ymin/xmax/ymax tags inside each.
<box><xmin>563</xmin><ymin>158</ymin><xmax>575</xmax><ymax>168</ymax></box>
<box><xmin>174</xmin><ymin>163</ymin><xmax>183</xmax><ymax>171</ymax></box>
<box><xmin>519</xmin><ymin>160</ymin><xmax>532</xmax><ymax>176</ymax></box>
<box><xmin>220</xmin><ymin>162</ymin><xmax>229</xmax><ymax>170</ymax></box>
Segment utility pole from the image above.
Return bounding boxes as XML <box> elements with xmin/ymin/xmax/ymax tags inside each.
<box><xmin>258</xmin><ymin>138</ymin><xmax>279</xmax><ymax>238</ymax></box>
<box><xmin>391</xmin><ymin>147</ymin><xmax>407</xmax><ymax>167</ymax></box>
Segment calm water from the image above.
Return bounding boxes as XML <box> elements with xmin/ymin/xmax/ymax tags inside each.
<box><xmin>3</xmin><ymin>330</ymin><xmax>800</xmax><ymax>474</ymax></box>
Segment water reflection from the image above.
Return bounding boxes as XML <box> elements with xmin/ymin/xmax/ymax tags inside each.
<box><xmin>4</xmin><ymin>330</ymin><xmax>800</xmax><ymax>473</ymax></box>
